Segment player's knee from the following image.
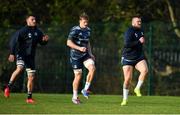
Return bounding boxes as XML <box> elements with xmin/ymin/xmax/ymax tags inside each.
<box><xmin>141</xmin><ymin>68</ymin><xmax>148</xmax><ymax>75</ymax></box>
<box><xmin>140</xmin><ymin>70</ymin><xmax>148</xmax><ymax>78</ymax></box>
<box><xmin>28</xmin><ymin>76</ymin><xmax>34</xmax><ymax>82</ymax></box>
<box><xmin>88</xmin><ymin>65</ymin><xmax>96</xmax><ymax>72</ymax></box>
<box><xmin>90</xmin><ymin>66</ymin><xmax>96</xmax><ymax>72</ymax></box>
<box><xmin>145</xmin><ymin>68</ymin><xmax>148</xmax><ymax>74</ymax></box>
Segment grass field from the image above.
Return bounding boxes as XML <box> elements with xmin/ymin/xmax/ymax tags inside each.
<box><xmin>0</xmin><ymin>93</ymin><xmax>179</xmax><ymax>114</ymax></box>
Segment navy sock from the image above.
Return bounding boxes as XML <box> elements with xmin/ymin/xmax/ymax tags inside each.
<box><xmin>27</xmin><ymin>92</ymin><xmax>32</xmax><ymax>99</ymax></box>
<box><xmin>7</xmin><ymin>81</ymin><xmax>13</xmax><ymax>89</ymax></box>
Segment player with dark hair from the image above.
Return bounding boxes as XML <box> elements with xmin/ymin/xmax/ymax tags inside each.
<box><xmin>4</xmin><ymin>15</ymin><xmax>49</xmax><ymax>103</ymax></box>
<box><xmin>67</xmin><ymin>12</ymin><xmax>96</xmax><ymax>104</ymax></box>
<box><xmin>121</xmin><ymin>16</ymin><xmax>148</xmax><ymax>106</ymax></box>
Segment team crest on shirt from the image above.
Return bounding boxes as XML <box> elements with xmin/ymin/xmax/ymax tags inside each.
<box><xmin>135</xmin><ymin>33</ymin><xmax>138</xmax><ymax>37</ymax></box>
<box><xmin>34</xmin><ymin>32</ymin><xmax>38</xmax><ymax>36</ymax></box>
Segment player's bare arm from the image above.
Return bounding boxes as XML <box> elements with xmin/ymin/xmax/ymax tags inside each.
<box><xmin>67</xmin><ymin>39</ymin><xmax>86</xmax><ymax>52</ymax></box>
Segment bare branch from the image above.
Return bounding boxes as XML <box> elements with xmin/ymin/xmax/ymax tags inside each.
<box><xmin>166</xmin><ymin>0</ymin><xmax>180</xmax><ymax>38</ymax></box>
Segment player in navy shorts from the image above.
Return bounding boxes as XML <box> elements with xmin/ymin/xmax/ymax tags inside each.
<box><xmin>4</xmin><ymin>15</ymin><xmax>48</xmax><ymax>103</ymax></box>
<box><xmin>67</xmin><ymin>12</ymin><xmax>96</xmax><ymax>104</ymax></box>
<box><xmin>121</xmin><ymin>16</ymin><xmax>148</xmax><ymax>106</ymax></box>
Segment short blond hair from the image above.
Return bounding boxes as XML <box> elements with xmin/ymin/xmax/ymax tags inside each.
<box><xmin>79</xmin><ymin>12</ymin><xmax>89</xmax><ymax>20</ymax></box>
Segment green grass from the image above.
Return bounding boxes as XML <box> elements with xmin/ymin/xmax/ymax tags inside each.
<box><xmin>0</xmin><ymin>93</ymin><xmax>179</xmax><ymax>114</ymax></box>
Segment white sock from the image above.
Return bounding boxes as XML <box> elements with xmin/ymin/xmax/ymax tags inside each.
<box><xmin>123</xmin><ymin>88</ymin><xmax>129</xmax><ymax>100</ymax></box>
<box><xmin>135</xmin><ymin>80</ymin><xmax>144</xmax><ymax>89</ymax></box>
<box><xmin>73</xmin><ymin>90</ymin><xmax>78</xmax><ymax>99</ymax></box>
<box><xmin>84</xmin><ymin>82</ymin><xmax>90</xmax><ymax>90</ymax></box>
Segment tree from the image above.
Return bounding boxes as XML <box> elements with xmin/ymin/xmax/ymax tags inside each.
<box><xmin>166</xmin><ymin>0</ymin><xmax>180</xmax><ymax>38</ymax></box>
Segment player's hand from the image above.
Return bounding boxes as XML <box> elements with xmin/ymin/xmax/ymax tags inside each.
<box><xmin>42</xmin><ymin>35</ymin><xmax>49</xmax><ymax>41</ymax></box>
<box><xmin>8</xmin><ymin>54</ymin><xmax>15</xmax><ymax>62</ymax></box>
<box><xmin>79</xmin><ymin>47</ymin><xmax>87</xmax><ymax>52</ymax></box>
<box><xmin>139</xmin><ymin>37</ymin><xmax>145</xmax><ymax>44</ymax></box>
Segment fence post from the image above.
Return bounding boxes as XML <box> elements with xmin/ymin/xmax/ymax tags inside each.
<box><xmin>148</xmin><ymin>24</ymin><xmax>153</xmax><ymax>95</ymax></box>
<box><xmin>82</xmin><ymin>67</ymin><xmax>87</xmax><ymax>88</ymax></box>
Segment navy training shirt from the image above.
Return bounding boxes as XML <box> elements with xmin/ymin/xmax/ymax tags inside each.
<box><xmin>9</xmin><ymin>26</ymin><xmax>47</xmax><ymax>57</ymax></box>
<box><xmin>68</xmin><ymin>25</ymin><xmax>91</xmax><ymax>60</ymax></box>
<box><xmin>122</xmin><ymin>26</ymin><xmax>145</xmax><ymax>60</ymax></box>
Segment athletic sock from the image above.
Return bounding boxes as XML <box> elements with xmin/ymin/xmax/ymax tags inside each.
<box><xmin>135</xmin><ymin>80</ymin><xmax>144</xmax><ymax>89</ymax></box>
<box><xmin>27</xmin><ymin>91</ymin><xmax>32</xmax><ymax>99</ymax></box>
<box><xmin>123</xmin><ymin>88</ymin><xmax>129</xmax><ymax>100</ymax></box>
<box><xmin>8</xmin><ymin>81</ymin><xmax>13</xmax><ymax>89</ymax></box>
<box><xmin>73</xmin><ymin>90</ymin><xmax>78</xmax><ymax>99</ymax></box>
<box><xmin>84</xmin><ymin>82</ymin><xmax>90</xmax><ymax>91</ymax></box>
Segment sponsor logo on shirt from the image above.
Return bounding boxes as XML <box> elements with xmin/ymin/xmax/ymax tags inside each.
<box><xmin>79</xmin><ymin>33</ymin><xmax>82</xmax><ymax>36</ymax></box>
<box><xmin>28</xmin><ymin>33</ymin><xmax>32</xmax><ymax>38</ymax></box>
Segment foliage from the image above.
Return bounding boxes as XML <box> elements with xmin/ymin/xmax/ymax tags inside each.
<box><xmin>0</xmin><ymin>0</ymin><xmax>179</xmax><ymax>26</ymax></box>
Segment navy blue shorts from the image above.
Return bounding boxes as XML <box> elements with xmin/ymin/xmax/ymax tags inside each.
<box><xmin>121</xmin><ymin>55</ymin><xmax>146</xmax><ymax>67</ymax></box>
<box><xmin>70</xmin><ymin>54</ymin><xmax>91</xmax><ymax>69</ymax></box>
<box><xmin>16</xmin><ymin>54</ymin><xmax>35</xmax><ymax>71</ymax></box>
